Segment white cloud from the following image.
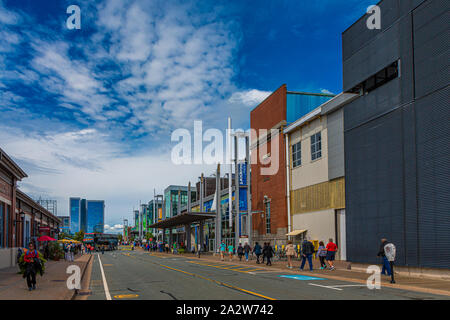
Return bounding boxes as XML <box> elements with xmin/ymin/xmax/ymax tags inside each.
<box><xmin>0</xmin><ymin>0</ymin><xmax>268</xmax><ymax>228</ymax></box>
<box><xmin>228</xmin><ymin>89</ymin><xmax>272</xmax><ymax>107</ymax></box>
<box><xmin>0</xmin><ymin>124</ymin><xmax>215</xmax><ymax>226</ymax></box>
<box><xmin>0</xmin><ymin>0</ymin><xmax>20</xmax><ymax>25</ymax></box>
<box><xmin>320</xmin><ymin>88</ymin><xmax>334</xmax><ymax>95</ymax></box>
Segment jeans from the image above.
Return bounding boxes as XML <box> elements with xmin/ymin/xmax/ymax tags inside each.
<box><xmin>26</xmin><ymin>264</ymin><xmax>36</xmax><ymax>288</ymax></box>
<box><xmin>245</xmin><ymin>252</ymin><xmax>249</xmax><ymax>260</ymax></box>
<box><xmin>319</xmin><ymin>256</ymin><xmax>326</xmax><ymax>268</ymax></box>
<box><xmin>300</xmin><ymin>254</ymin><xmax>313</xmax><ymax>270</ymax></box>
<box><xmin>381</xmin><ymin>256</ymin><xmax>392</xmax><ymax>276</ymax></box>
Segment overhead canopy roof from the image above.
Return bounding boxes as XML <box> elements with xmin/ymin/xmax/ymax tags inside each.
<box><xmin>286</xmin><ymin>229</ymin><xmax>307</xmax><ymax>236</ymax></box>
<box><xmin>149</xmin><ymin>212</ymin><xmax>216</xmax><ymax>229</ymax></box>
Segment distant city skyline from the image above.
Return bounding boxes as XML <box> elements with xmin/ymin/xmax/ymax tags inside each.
<box><xmin>69</xmin><ymin>197</ymin><xmax>105</xmax><ymax>234</ymax></box>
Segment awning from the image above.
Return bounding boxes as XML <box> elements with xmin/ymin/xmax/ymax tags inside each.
<box><xmin>149</xmin><ymin>212</ymin><xmax>216</xmax><ymax>229</ymax></box>
<box><xmin>286</xmin><ymin>229</ymin><xmax>307</xmax><ymax>236</ymax></box>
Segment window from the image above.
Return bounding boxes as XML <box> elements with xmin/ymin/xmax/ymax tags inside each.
<box><xmin>347</xmin><ymin>60</ymin><xmax>400</xmax><ymax>95</ymax></box>
<box><xmin>311</xmin><ymin>132</ymin><xmax>322</xmax><ymax>161</ymax></box>
<box><xmin>5</xmin><ymin>205</ymin><xmax>9</xmax><ymax>248</ymax></box>
<box><xmin>292</xmin><ymin>141</ymin><xmax>302</xmax><ymax>168</ymax></box>
<box><xmin>0</xmin><ymin>203</ymin><xmax>3</xmax><ymax>248</ymax></box>
<box><xmin>265</xmin><ymin>201</ymin><xmax>271</xmax><ymax>234</ymax></box>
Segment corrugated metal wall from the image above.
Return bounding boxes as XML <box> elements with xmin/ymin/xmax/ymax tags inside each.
<box><xmin>343</xmin><ymin>0</ymin><xmax>449</xmax><ymax>268</ymax></box>
<box><xmin>327</xmin><ymin>108</ymin><xmax>345</xmax><ymax>180</ymax></box>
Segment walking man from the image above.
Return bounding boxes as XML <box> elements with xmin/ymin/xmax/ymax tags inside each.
<box><xmin>24</xmin><ymin>242</ymin><xmax>39</xmax><ymax>291</ymax></box>
<box><xmin>300</xmin><ymin>238</ymin><xmax>314</xmax><ymax>271</ymax></box>
<box><xmin>262</xmin><ymin>242</ymin><xmax>268</xmax><ymax>264</ymax></box>
<box><xmin>253</xmin><ymin>242</ymin><xmax>262</xmax><ymax>264</ymax></box>
<box><xmin>237</xmin><ymin>243</ymin><xmax>244</xmax><ymax>261</ymax></box>
<box><xmin>265</xmin><ymin>242</ymin><xmax>274</xmax><ymax>266</ymax></box>
<box><xmin>244</xmin><ymin>242</ymin><xmax>251</xmax><ymax>262</ymax></box>
<box><xmin>377</xmin><ymin>238</ymin><xmax>396</xmax><ymax>283</ymax></box>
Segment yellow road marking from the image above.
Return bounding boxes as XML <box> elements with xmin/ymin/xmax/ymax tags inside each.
<box><xmin>113</xmin><ymin>294</ymin><xmax>139</xmax><ymax>299</ymax></box>
<box><xmin>231</xmin><ymin>266</ymin><xmax>261</xmax><ymax>271</ymax></box>
<box><xmin>159</xmin><ymin>264</ymin><xmax>275</xmax><ymax>301</ymax></box>
<box><xmin>187</xmin><ymin>261</ymin><xmax>266</xmax><ymax>273</ymax></box>
<box><xmin>103</xmin><ymin>264</ymin><xmax>113</xmax><ymax>266</ymax></box>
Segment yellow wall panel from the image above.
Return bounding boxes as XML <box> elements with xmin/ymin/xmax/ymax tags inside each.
<box><xmin>290</xmin><ymin>178</ymin><xmax>345</xmax><ymax>215</ymax></box>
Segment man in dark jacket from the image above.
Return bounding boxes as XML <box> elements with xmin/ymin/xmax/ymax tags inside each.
<box><xmin>253</xmin><ymin>242</ymin><xmax>262</xmax><ymax>264</ymax></box>
<box><xmin>237</xmin><ymin>244</ymin><xmax>244</xmax><ymax>261</ymax></box>
<box><xmin>377</xmin><ymin>238</ymin><xmax>392</xmax><ymax>278</ymax></box>
<box><xmin>265</xmin><ymin>242</ymin><xmax>275</xmax><ymax>266</ymax></box>
<box><xmin>300</xmin><ymin>239</ymin><xmax>315</xmax><ymax>271</ymax></box>
<box><xmin>262</xmin><ymin>243</ymin><xmax>268</xmax><ymax>264</ymax></box>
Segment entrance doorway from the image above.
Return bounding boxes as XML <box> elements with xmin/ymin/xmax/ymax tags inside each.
<box><xmin>336</xmin><ymin>209</ymin><xmax>346</xmax><ymax>261</ymax></box>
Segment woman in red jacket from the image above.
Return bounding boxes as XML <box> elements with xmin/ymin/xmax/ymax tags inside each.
<box><xmin>24</xmin><ymin>242</ymin><xmax>39</xmax><ymax>291</ymax></box>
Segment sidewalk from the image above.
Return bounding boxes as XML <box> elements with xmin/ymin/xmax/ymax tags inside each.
<box><xmin>149</xmin><ymin>251</ymin><xmax>450</xmax><ymax>297</ymax></box>
<box><xmin>0</xmin><ymin>254</ymin><xmax>92</xmax><ymax>300</ymax></box>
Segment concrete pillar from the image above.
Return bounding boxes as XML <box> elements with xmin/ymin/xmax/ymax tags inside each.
<box><xmin>215</xmin><ymin>164</ymin><xmax>221</xmax><ymax>254</ymax></box>
<box><xmin>169</xmin><ymin>229</ymin><xmax>173</xmax><ymax>247</ymax></box>
<box><xmin>185</xmin><ymin>224</ymin><xmax>191</xmax><ymax>251</ymax></box>
<box><xmin>246</xmin><ymin>135</ymin><xmax>252</xmax><ymax>246</ymax></box>
<box><xmin>234</xmin><ymin>135</ymin><xmax>240</xmax><ymax>250</ymax></box>
<box><xmin>199</xmin><ymin>220</ymin><xmax>204</xmax><ymax>251</ymax></box>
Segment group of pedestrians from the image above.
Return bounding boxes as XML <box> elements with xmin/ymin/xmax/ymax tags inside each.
<box><xmin>63</xmin><ymin>243</ymin><xmax>76</xmax><ymax>261</ymax></box>
<box><xmin>296</xmin><ymin>238</ymin><xmax>338</xmax><ymax>271</ymax></box>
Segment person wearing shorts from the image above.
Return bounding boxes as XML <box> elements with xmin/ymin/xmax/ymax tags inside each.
<box><xmin>326</xmin><ymin>238</ymin><xmax>338</xmax><ymax>270</ymax></box>
<box><xmin>220</xmin><ymin>241</ymin><xmax>226</xmax><ymax>261</ymax></box>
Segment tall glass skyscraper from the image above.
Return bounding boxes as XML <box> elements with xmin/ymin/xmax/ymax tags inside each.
<box><xmin>69</xmin><ymin>198</ymin><xmax>105</xmax><ymax>234</ymax></box>
<box><xmin>69</xmin><ymin>198</ymin><xmax>81</xmax><ymax>234</ymax></box>
<box><xmin>87</xmin><ymin>200</ymin><xmax>105</xmax><ymax>233</ymax></box>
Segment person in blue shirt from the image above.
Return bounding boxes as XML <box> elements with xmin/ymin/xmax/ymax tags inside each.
<box><xmin>253</xmin><ymin>242</ymin><xmax>262</xmax><ymax>264</ymax></box>
<box><xmin>228</xmin><ymin>243</ymin><xmax>234</xmax><ymax>261</ymax></box>
<box><xmin>220</xmin><ymin>241</ymin><xmax>226</xmax><ymax>261</ymax></box>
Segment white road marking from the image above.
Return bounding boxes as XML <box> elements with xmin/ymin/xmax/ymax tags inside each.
<box><xmin>308</xmin><ymin>283</ymin><xmax>343</xmax><ymax>291</ymax></box>
<box><xmin>98</xmin><ymin>254</ymin><xmax>112</xmax><ymax>300</ymax></box>
<box><xmin>331</xmin><ymin>284</ymin><xmax>368</xmax><ymax>288</ymax></box>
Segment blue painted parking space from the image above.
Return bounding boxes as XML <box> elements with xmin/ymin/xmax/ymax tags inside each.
<box><xmin>278</xmin><ymin>275</ymin><xmax>326</xmax><ymax>281</ymax></box>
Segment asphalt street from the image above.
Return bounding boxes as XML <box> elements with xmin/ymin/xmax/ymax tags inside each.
<box><xmin>86</xmin><ymin>250</ymin><xmax>449</xmax><ymax>300</ymax></box>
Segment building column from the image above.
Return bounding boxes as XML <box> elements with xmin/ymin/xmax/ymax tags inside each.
<box><xmin>185</xmin><ymin>224</ymin><xmax>191</xmax><ymax>251</ymax></box>
<box><xmin>199</xmin><ymin>221</ymin><xmax>204</xmax><ymax>251</ymax></box>
<box><xmin>169</xmin><ymin>229</ymin><xmax>173</xmax><ymax>247</ymax></box>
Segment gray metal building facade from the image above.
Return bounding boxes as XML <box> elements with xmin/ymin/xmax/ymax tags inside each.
<box><xmin>342</xmin><ymin>0</ymin><xmax>449</xmax><ymax>268</ymax></box>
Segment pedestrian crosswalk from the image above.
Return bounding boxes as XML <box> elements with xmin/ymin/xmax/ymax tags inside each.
<box><xmin>187</xmin><ymin>261</ymin><xmax>271</xmax><ymax>274</ymax></box>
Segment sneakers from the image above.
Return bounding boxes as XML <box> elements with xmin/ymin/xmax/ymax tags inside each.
<box><xmin>28</xmin><ymin>287</ymin><xmax>32</xmax><ymax>291</ymax></box>
<box><xmin>330</xmin><ymin>266</ymin><xmax>336</xmax><ymax>271</ymax></box>
<box><xmin>32</xmin><ymin>285</ymin><xmax>36</xmax><ymax>290</ymax></box>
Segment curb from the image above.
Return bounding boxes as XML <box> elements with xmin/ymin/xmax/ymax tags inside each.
<box><xmin>67</xmin><ymin>254</ymin><xmax>93</xmax><ymax>300</ymax></box>
<box><xmin>148</xmin><ymin>252</ymin><xmax>450</xmax><ymax>297</ymax></box>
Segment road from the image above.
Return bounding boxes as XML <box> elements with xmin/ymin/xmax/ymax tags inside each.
<box><xmin>84</xmin><ymin>250</ymin><xmax>448</xmax><ymax>300</ymax></box>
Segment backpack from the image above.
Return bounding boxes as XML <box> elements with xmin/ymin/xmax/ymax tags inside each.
<box><xmin>384</xmin><ymin>243</ymin><xmax>396</xmax><ymax>262</ymax></box>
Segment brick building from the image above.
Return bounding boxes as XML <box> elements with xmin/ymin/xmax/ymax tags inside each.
<box><xmin>0</xmin><ymin>147</ymin><xmax>61</xmax><ymax>269</ymax></box>
<box><xmin>250</xmin><ymin>85</ymin><xmax>333</xmax><ymax>246</ymax></box>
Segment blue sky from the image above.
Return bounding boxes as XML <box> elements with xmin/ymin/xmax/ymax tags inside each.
<box><xmin>0</xmin><ymin>0</ymin><xmax>374</xmax><ymax>231</ymax></box>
